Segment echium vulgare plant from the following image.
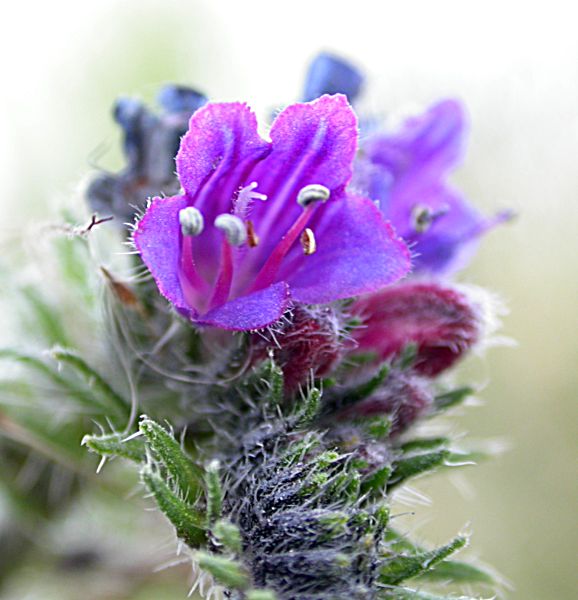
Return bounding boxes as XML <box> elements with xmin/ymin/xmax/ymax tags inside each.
<box><xmin>0</xmin><ymin>53</ymin><xmax>511</xmax><ymax>599</ymax></box>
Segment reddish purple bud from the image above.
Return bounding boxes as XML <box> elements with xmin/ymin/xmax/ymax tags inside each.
<box><xmin>251</xmin><ymin>304</ymin><xmax>345</xmax><ymax>393</ymax></box>
<box><xmin>339</xmin><ymin>370</ymin><xmax>433</xmax><ymax>436</ymax></box>
<box><xmin>352</xmin><ymin>281</ymin><xmax>481</xmax><ymax>377</ymax></box>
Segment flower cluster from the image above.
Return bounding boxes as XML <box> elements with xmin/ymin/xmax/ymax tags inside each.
<box><xmin>72</xmin><ymin>52</ymin><xmax>507</xmax><ymax>600</ymax></box>
<box><xmin>126</xmin><ymin>54</ymin><xmax>507</xmax><ymax>338</ymax></box>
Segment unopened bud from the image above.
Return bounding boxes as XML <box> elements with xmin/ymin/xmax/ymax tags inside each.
<box><xmin>251</xmin><ymin>304</ymin><xmax>346</xmax><ymax>393</ymax></box>
<box><xmin>352</xmin><ymin>282</ymin><xmax>481</xmax><ymax>377</ymax></box>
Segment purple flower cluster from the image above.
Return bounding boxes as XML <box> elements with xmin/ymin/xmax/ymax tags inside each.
<box><xmin>131</xmin><ymin>54</ymin><xmax>506</xmax><ymax>335</ymax></box>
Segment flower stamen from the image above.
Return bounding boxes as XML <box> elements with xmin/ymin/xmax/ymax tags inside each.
<box><xmin>179</xmin><ymin>206</ymin><xmax>204</xmax><ymax>236</ymax></box>
<box><xmin>297</xmin><ymin>184</ymin><xmax>331</xmax><ymax>207</ymax></box>
<box><xmin>300</xmin><ymin>228</ymin><xmax>316</xmax><ymax>255</ymax></box>
<box><xmin>214</xmin><ymin>214</ymin><xmax>247</xmax><ymax>246</ymax></box>
<box><xmin>246</xmin><ymin>220</ymin><xmax>260</xmax><ymax>248</ymax></box>
<box><xmin>411</xmin><ymin>203</ymin><xmax>449</xmax><ymax>233</ymax></box>
<box><xmin>249</xmin><ymin>184</ymin><xmax>330</xmax><ymax>291</ymax></box>
<box><xmin>209</xmin><ymin>214</ymin><xmax>247</xmax><ymax>309</ymax></box>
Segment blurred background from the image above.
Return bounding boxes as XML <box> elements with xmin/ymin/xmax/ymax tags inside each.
<box><xmin>0</xmin><ymin>1</ymin><xmax>576</xmax><ymax>598</ymax></box>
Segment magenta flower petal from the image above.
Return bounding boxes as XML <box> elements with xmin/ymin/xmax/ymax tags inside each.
<box><xmin>133</xmin><ymin>194</ymin><xmax>192</xmax><ymax>313</ymax></box>
<box><xmin>286</xmin><ymin>195</ymin><xmax>411</xmax><ymax>304</ymax></box>
<box><xmin>263</xmin><ymin>94</ymin><xmax>357</xmax><ymax>192</ymax></box>
<box><xmin>196</xmin><ymin>282</ymin><xmax>291</xmax><ymax>331</ymax></box>
<box><xmin>247</xmin><ymin>94</ymin><xmax>359</xmax><ymax>261</ymax></box>
<box><xmin>176</xmin><ymin>102</ymin><xmax>271</xmax><ymax>206</ymax></box>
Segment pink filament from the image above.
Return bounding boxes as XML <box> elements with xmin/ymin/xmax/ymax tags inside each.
<box><xmin>180</xmin><ymin>236</ymin><xmax>209</xmax><ymax>309</ymax></box>
<box><xmin>249</xmin><ymin>204</ymin><xmax>315</xmax><ymax>292</ymax></box>
<box><xmin>210</xmin><ymin>238</ymin><xmax>235</xmax><ymax>309</ymax></box>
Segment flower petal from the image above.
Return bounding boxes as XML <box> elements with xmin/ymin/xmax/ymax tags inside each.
<box><xmin>246</xmin><ymin>95</ymin><xmax>359</xmax><ymax>269</ymax></box>
<box><xmin>196</xmin><ymin>282</ymin><xmax>291</xmax><ymax>331</ymax></box>
<box><xmin>133</xmin><ymin>194</ymin><xmax>191</xmax><ymax>312</ymax></box>
<box><xmin>176</xmin><ymin>102</ymin><xmax>271</xmax><ymax>203</ymax></box>
<box><xmin>286</xmin><ymin>195</ymin><xmax>411</xmax><ymax>304</ymax></box>
<box><xmin>365</xmin><ymin>99</ymin><xmax>466</xmax><ymax>181</ymax></box>
<box><xmin>265</xmin><ymin>94</ymin><xmax>357</xmax><ymax>193</ymax></box>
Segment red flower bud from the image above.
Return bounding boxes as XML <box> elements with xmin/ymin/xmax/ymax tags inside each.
<box><xmin>339</xmin><ymin>370</ymin><xmax>433</xmax><ymax>436</ymax></box>
<box><xmin>251</xmin><ymin>304</ymin><xmax>345</xmax><ymax>392</ymax></box>
<box><xmin>352</xmin><ymin>282</ymin><xmax>481</xmax><ymax>377</ymax></box>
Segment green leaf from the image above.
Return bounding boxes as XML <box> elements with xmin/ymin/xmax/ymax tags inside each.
<box><xmin>20</xmin><ymin>286</ymin><xmax>71</xmax><ymax>347</ymax></box>
<box><xmin>139</xmin><ymin>417</ymin><xmax>203</xmax><ymax>501</ymax></box>
<box><xmin>246</xmin><ymin>590</ymin><xmax>278</xmax><ymax>600</ymax></box>
<box><xmin>82</xmin><ymin>432</ymin><xmax>146</xmax><ymax>462</ymax></box>
<box><xmin>50</xmin><ymin>347</ymin><xmax>128</xmax><ymax>418</ymax></box>
<box><xmin>141</xmin><ymin>466</ymin><xmax>206</xmax><ymax>548</ymax></box>
<box><xmin>379</xmin><ymin>536</ymin><xmax>467</xmax><ymax>585</ymax></box>
<box><xmin>204</xmin><ymin>459</ymin><xmax>223</xmax><ymax>525</ymax></box>
<box><xmin>195</xmin><ymin>551</ymin><xmax>250</xmax><ymax>590</ymax></box>
<box><xmin>384</xmin><ymin>530</ymin><xmax>494</xmax><ymax>586</ymax></box>
<box><xmin>0</xmin><ymin>411</ymin><xmax>85</xmax><ymax>472</ymax></box>
<box><xmin>395</xmin><ymin>343</ymin><xmax>419</xmax><ymax>370</ymax></box>
<box><xmin>295</xmin><ymin>386</ymin><xmax>322</xmax><ymax>428</ymax></box>
<box><xmin>262</xmin><ymin>357</ymin><xmax>284</xmax><ymax>407</ymax></box>
<box><xmin>389</xmin><ymin>450</ymin><xmax>450</xmax><ymax>488</ymax></box>
<box><xmin>374</xmin><ymin>504</ymin><xmax>390</xmax><ymax>532</ymax></box>
<box><xmin>361</xmin><ymin>465</ymin><xmax>392</xmax><ymax>497</ymax></box>
<box><xmin>280</xmin><ymin>432</ymin><xmax>321</xmax><ymax>467</ymax></box>
<box><xmin>400</xmin><ymin>438</ymin><xmax>449</xmax><ymax>453</ymax></box>
<box><xmin>0</xmin><ymin>348</ymin><xmax>106</xmax><ymax>413</ymax></box>
<box><xmin>433</xmin><ymin>387</ymin><xmax>475</xmax><ymax>413</ymax></box>
<box><xmin>347</xmin><ymin>363</ymin><xmax>390</xmax><ymax>404</ymax></box>
<box><xmin>212</xmin><ymin>519</ymin><xmax>243</xmax><ymax>554</ymax></box>
<box><xmin>315</xmin><ymin>511</ymin><xmax>350</xmax><ymax>541</ymax></box>
<box><xmin>418</xmin><ymin>559</ymin><xmax>494</xmax><ymax>585</ymax></box>
<box><xmin>367</xmin><ymin>416</ymin><xmax>392</xmax><ymax>440</ymax></box>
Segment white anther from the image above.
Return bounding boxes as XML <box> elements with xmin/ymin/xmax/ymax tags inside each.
<box><xmin>179</xmin><ymin>206</ymin><xmax>204</xmax><ymax>236</ymax></box>
<box><xmin>297</xmin><ymin>184</ymin><xmax>331</xmax><ymax>207</ymax></box>
<box><xmin>214</xmin><ymin>214</ymin><xmax>247</xmax><ymax>246</ymax></box>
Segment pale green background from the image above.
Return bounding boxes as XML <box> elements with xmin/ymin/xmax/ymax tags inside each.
<box><xmin>0</xmin><ymin>1</ymin><xmax>576</xmax><ymax>598</ymax></box>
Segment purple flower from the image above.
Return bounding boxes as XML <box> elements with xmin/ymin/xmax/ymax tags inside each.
<box><xmin>133</xmin><ymin>95</ymin><xmax>411</xmax><ymax>331</ymax></box>
<box><xmin>354</xmin><ymin>99</ymin><xmax>510</xmax><ymax>275</ymax></box>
